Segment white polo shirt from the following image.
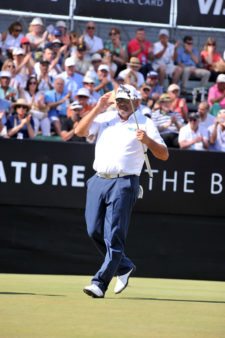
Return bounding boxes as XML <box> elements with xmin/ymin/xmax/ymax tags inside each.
<box><xmin>88</xmin><ymin>109</ymin><xmax>165</xmax><ymax>175</ymax></box>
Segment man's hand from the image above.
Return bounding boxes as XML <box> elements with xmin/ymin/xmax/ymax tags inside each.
<box><xmin>96</xmin><ymin>92</ymin><xmax>113</xmax><ymax>113</ymax></box>
<box><xmin>136</xmin><ymin>129</ymin><xmax>149</xmax><ymax>144</ymax></box>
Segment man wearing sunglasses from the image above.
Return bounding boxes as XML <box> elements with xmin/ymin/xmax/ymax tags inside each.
<box><xmin>83</xmin><ymin>21</ymin><xmax>104</xmax><ymax>57</ymax></box>
<box><xmin>75</xmin><ymin>84</ymin><xmax>168</xmax><ymax>298</ymax></box>
<box><xmin>177</xmin><ymin>36</ymin><xmax>210</xmax><ymax>94</ymax></box>
<box><xmin>178</xmin><ymin>112</ymin><xmax>209</xmax><ymax>150</ymax></box>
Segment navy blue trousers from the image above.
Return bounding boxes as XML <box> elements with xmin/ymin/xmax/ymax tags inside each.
<box><xmin>85</xmin><ymin>174</ymin><xmax>139</xmax><ymax>293</ymax></box>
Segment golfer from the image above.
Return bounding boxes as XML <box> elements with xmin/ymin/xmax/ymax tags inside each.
<box><xmin>75</xmin><ymin>84</ymin><xmax>169</xmax><ymax>298</ymax></box>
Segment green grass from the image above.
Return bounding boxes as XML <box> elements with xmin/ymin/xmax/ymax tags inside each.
<box><xmin>0</xmin><ymin>274</ymin><xmax>225</xmax><ymax>338</ymax></box>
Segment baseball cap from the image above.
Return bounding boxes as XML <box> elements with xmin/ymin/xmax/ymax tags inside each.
<box><xmin>52</xmin><ymin>28</ymin><xmax>61</xmax><ymax>37</ymax></box>
<box><xmin>52</xmin><ymin>39</ymin><xmax>62</xmax><ymax>45</ymax></box>
<box><xmin>77</xmin><ymin>88</ymin><xmax>90</xmax><ymax>97</ymax></box>
<box><xmin>70</xmin><ymin>100</ymin><xmax>83</xmax><ymax>110</ymax></box>
<box><xmin>98</xmin><ymin>64</ymin><xmax>110</xmax><ymax>72</ymax></box>
<box><xmin>167</xmin><ymin>84</ymin><xmax>180</xmax><ymax>92</ymax></box>
<box><xmin>147</xmin><ymin>71</ymin><xmax>158</xmax><ymax>78</ymax></box>
<box><xmin>77</xmin><ymin>42</ymin><xmax>87</xmax><ymax>52</ymax></box>
<box><xmin>83</xmin><ymin>76</ymin><xmax>95</xmax><ymax>84</ymax></box>
<box><xmin>12</xmin><ymin>47</ymin><xmax>25</xmax><ymax>56</ymax></box>
<box><xmin>20</xmin><ymin>37</ymin><xmax>30</xmax><ymax>45</ymax></box>
<box><xmin>159</xmin><ymin>28</ymin><xmax>169</xmax><ymax>37</ymax></box>
<box><xmin>91</xmin><ymin>53</ymin><xmax>102</xmax><ymax>62</ymax></box>
<box><xmin>115</xmin><ymin>84</ymin><xmax>139</xmax><ymax>100</ymax></box>
<box><xmin>188</xmin><ymin>112</ymin><xmax>200</xmax><ymax>120</ymax></box>
<box><xmin>65</xmin><ymin>57</ymin><xmax>75</xmax><ymax>67</ymax></box>
<box><xmin>56</xmin><ymin>20</ymin><xmax>67</xmax><ymax>28</ymax></box>
<box><xmin>216</xmin><ymin>74</ymin><xmax>225</xmax><ymax>83</ymax></box>
<box><xmin>0</xmin><ymin>71</ymin><xmax>11</xmax><ymax>78</ymax></box>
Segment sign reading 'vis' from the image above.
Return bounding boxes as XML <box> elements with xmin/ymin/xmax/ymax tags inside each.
<box><xmin>74</xmin><ymin>0</ymin><xmax>172</xmax><ymax>23</ymax></box>
<box><xmin>177</xmin><ymin>0</ymin><xmax>225</xmax><ymax>28</ymax></box>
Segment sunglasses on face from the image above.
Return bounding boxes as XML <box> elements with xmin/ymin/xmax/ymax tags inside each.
<box><xmin>189</xmin><ymin>118</ymin><xmax>198</xmax><ymax>122</ymax></box>
<box><xmin>116</xmin><ymin>98</ymin><xmax>130</xmax><ymax>104</ymax></box>
<box><xmin>208</xmin><ymin>43</ymin><xmax>215</xmax><ymax>46</ymax></box>
<box><xmin>29</xmin><ymin>82</ymin><xmax>37</xmax><ymax>85</ymax></box>
<box><xmin>185</xmin><ymin>41</ymin><xmax>193</xmax><ymax>45</ymax></box>
<box><xmin>17</xmin><ymin>105</ymin><xmax>27</xmax><ymax>109</ymax></box>
<box><xmin>143</xmin><ymin>88</ymin><xmax>150</xmax><ymax>92</ymax></box>
<box><xmin>78</xmin><ymin>95</ymin><xmax>88</xmax><ymax>99</ymax></box>
<box><xmin>14</xmin><ymin>29</ymin><xmax>22</xmax><ymax>33</ymax></box>
<box><xmin>109</xmin><ymin>32</ymin><xmax>118</xmax><ymax>36</ymax></box>
<box><xmin>87</xmin><ymin>26</ymin><xmax>95</xmax><ymax>30</ymax></box>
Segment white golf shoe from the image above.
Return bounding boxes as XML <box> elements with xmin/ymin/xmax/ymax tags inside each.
<box><xmin>83</xmin><ymin>284</ymin><xmax>104</xmax><ymax>298</ymax></box>
<box><xmin>114</xmin><ymin>268</ymin><xmax>134</xmax><ymax>294</ymax></box>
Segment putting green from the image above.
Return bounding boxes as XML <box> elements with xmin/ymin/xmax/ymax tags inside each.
<box><xmin>0</xmin><ymin>274</ymin><xmax>225</xmax><ymax>338</ymax></box>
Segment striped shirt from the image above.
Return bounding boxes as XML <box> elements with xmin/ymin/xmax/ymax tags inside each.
<box><xmin>151</xmin><ymin>109</ymin><xmax>184</xmax><ymax>134</ymax></box>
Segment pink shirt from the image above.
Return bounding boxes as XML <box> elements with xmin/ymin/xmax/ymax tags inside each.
<box><xmin>208</xmin><ymin>84</ymin><xmax>225</xmax><ymax>108</ymax></box>
<box><xmin>127</xmin><ymin>39</ymin><xmax>152</xmax><ymax>65</ymax></box>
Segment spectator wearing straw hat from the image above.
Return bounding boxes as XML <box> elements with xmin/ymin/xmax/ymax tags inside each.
<box><xmin>7</xmin><ymin>98</ymin><xmax>35</xmax><ymax>139</ymax></box>
<box><xmin>118</xmin><ymin>57</ymin><xmax>145</xmax><ymax>88</ymax></box>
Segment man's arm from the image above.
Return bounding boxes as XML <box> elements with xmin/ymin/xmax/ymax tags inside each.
<box><xmin>136</xmin><ymin>129</ymin><xmax>169</xmax><ymax>161</ymax></box>
<box><xmin>75</xmin><ymin>92</ymin><xmax>112</xmax><ymax>137</ymax></box>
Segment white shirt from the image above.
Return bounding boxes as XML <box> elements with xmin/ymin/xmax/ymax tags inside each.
<box><xmin>199</xmin><ymin>114</ymin><xmax>215</xmax><ymax>129</ymax></box>
<box><xmin>178</xmin><ymin>123</ymin><xmax>208</xmax><ymax>150</ymax></box>
<box><xmin>89</xmin><ymin>109</ymin><xmax>165</xmax><ymax>175</ymax></box>
<box><xmin>208</xmin><ymin>124</ymin><xmax>225</xmax><ymax>152</ymax></box>
<box><xmin>118</xmin><ymin>68</ymin><xmax>145</xmax><ymax>88</ymax></box>
<box><xmin>84</xmin><ymin>34</ymin><xmax>103</xmax><ymax>55</ymax></box>
<box><xmin>152</xmin><ymin>41</ymin><xmax>175</xmax><ymax>68</ymax></box>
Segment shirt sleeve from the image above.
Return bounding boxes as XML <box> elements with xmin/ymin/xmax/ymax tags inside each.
<box><xmin>146</xmin><ymin>118</ymin><xmax>166</xmax><ymax>145</ymax></box>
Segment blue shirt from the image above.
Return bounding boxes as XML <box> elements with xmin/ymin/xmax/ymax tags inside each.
<box><xmin>60</xmin><ymin>72</ymin><xmax>83</xmax><ymax>98</ymax></box>
<box><xmin>177</xmin><ymin>47</ymin><xmax>199</xmax><ymax>67</ymax></box>
<box><xmin>0</xmin><ymin>98</ymin><xmax>11</xmax><ymax>125</ymax></box>
<box><xmin>6</xmin><ymin>114</ymin><xmax>35</xmax><ymax>139</ymax></box>
<box><xmin>45</xmin><ymin>89</ymin><xmax>69</xmax><ymax>118</ymax></box>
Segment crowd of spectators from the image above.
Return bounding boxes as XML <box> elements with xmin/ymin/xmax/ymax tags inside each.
<box><xmin>0</xmin><ymin>18</ymin><xmax>225</xmax><ymax>152</ymax></box>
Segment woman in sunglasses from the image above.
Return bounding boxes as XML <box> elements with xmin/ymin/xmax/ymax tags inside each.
<box><xmin>7</xmin><ymin>98</ymin><xmax>35</xmax><ymax>139</ymax></box>
<box><xmin>21</xmin><ymin>76</ymin><xmax>50</xmax><ymax>136</ymax></box>
<box><xmin>104</xmin><ymin>28</ymin><xmax>127</xmax><ymax>75</ymax></box>
<box><xmin>1</xmin><ymin>21</ymin><xmax>24</xmax><ymax>58</ymax></box>
<box><xmin>201</xmin><ymin>37</ymin><xmax>225</xmax><ymax>82</ymax></box>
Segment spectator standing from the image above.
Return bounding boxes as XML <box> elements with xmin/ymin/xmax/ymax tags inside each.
<box><xmin>152</xmin><ymin>29</ymin><xmax>182</xmax><ymax>86</ymax></box>
<box><xmin>45</xmin><ymin>77</ymin><xmax>71</xmax><ymax>136</ymax></box>
<box><xmin>94</xmin><ymin>65</ymin><xmax>114</xmax><ymax>96</ymax></box>
<box><xmin>177</xmin><ymin>35</ymin><xmax>210</xmax><ymax>93</ymax></box>
<box><xmin>1</xmin><ymin>59</ymin><xmax>23</xmax><ymax>92</ymax></box>
<box><xmin>178</xmin><ymin>112</ymin><xmax>209</xmax><ymax>150</ymax></box>
<box><xmin>83</xmin><ymin>75</ymin><xmax>100</xmax><ymax>104</ymax></box>
<box><xmin>26</xmin><ymin>17</ymin><xmax>48</xmax><ymax>51</ymax></box>
<box><xmin>104</xmin><ymin>28</ymin><xmax>127</xmax><ymax>75</ymax></box>
<box><xmin>0</xmin><ymin>70</ymin><xmax>17</xmax><ymax>102</ymax></box>
<box><xmin>0</xmin><ymin>21</ymin><xmax>24</xmax><ymax>58</ymax></box>
<box><xmin>145</xmin><ymin>71</ymin><xmax>163</xmax><ymax>107</ymax></box>
<box><xmin>208</xmin><ymin>74</ymin><xmax>225</xmax><ymax>116</ymax></box>
<box><xmin>60</xmin><ymin>57</ymin><xmax>83</xmax><ymax>97</ymax></box>
<box><xmin>12</xmin><ymin>47</ymin><xmax>34</xmax><ymax>88</ymax></box>
<box><xmin>73</xmin><ymin>42</ymin><xmax>91</xmax><ymax>76</ymax></box>
<box><xmin>61</xmin><ymin>101</ymin><xmax>86</xmax><ymax>142</ymax></box>
<box><xmin>55</xmin><ymin>21</ymin><xmax>70</xmax><ymax>46</ymax></box>
<box><xmin>85</xmin><ymin>53</ymin><xmax>103</xmax><ymax>83</ymax></box>
<box><xmin>198</xmin><ymin>101</ymin><xmax>215</xmax><ymax>129</ymax></box>
<box><xmin>36</xmin><ymin>59</ymin><xmax>54</xmax><ymax>91</ymax></box>
<box><xmin>127</xmin><ymin>28</ymin><xmax>152</xmax><ymax>76</ymax></box>
<box><xmin>7</xmin><ymin>98</ymin><xmax>35</xmax><ymax>139</ymax></box>
<box><xmin>201</xmin><ymin>37</ymin><xmax>225</xmax><ymax>82</ymax></box>
<box><xmin>83</xmin><ymin>22</ymin><xmax>104</xmax><ymax>56</ymax></box>
<box><xmin>21</xmin><ymin>76</ymin><xmax>50</xmax><ymax>136</ymax></box>
<box><xmin>167</xmin><ymin>83</ymin><xmax>188</xmax><ymax>121</ymax></box>
<box><xmin>118</xmin><ymin>57</ymin><xmax>145</xmax><ymax>88</ymax></box>
<box><xmin>208</xmin><ymin>109</ymin><xmax>225</xmax><ymax>151</ymax></box>
<box><xmin>151</xmin><ymin>93</ymin><xmax>184</xmax><ymax>148</ymax></box>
